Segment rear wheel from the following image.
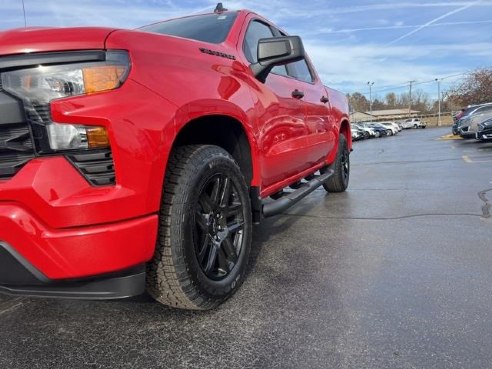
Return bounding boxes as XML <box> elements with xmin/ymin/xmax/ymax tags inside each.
<box><xmin>322</xmin><ymin>135</ymin><xmax>349</xmax><ymax>193</ymax></box>
<box><xmin>147</xmin><ymin>145</ymin><xmax>252</xmax><ymax>310</ymax></box>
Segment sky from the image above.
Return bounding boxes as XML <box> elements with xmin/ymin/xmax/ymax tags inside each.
<box><xmin>1</xmin><ymin>0</ymin><xmax>492</xmax><ymax>101</ymax></box>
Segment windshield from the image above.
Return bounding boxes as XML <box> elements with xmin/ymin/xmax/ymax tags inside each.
<box><xmin>139</xmin><ymin>12</ymin><xmax>238</xmax><ymax>44</ymax></box>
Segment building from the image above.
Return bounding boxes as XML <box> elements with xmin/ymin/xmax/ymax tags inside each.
<box><xmin>350</xmin><ymin>109</ymin><xmax>420</xmax><ymax>123</ymax></box>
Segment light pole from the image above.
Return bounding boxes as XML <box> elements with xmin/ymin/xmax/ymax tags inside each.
<box><xmin>367</xmin><ymin>81</ymin><xmax>374</xmax><ymax>116</ymax></box>
<box><xmin>408</xmin><ymin>80</ymin><xmax>416</xmax><ymax>117</ymax></box>
<box><xmin>21</xmin><ymin>0</ymin><xmax>27</xmax><ymax>27</ymax></box>
<box><xmin>435</xmin><ymin>78</ymin><xmax>441</xmax><ymax>126</ymax></box>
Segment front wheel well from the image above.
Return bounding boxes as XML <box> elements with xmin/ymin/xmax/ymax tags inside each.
<box><xmin>172</xmin><ymin>115</ymin><xmax>253</xmax><ymax>185</ymax></box>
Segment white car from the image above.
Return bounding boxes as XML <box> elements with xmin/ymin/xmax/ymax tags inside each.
<box><xmin>378</xmin><ymin>121</ymin><xmax>399</xmax><ymax>135</ymax></box>
<box><xmin>352</xmin><ymin>123</ymin><xmax>375</xmax><ymax>138</ymax></box>
<box><xmin>385</xmin><ymin>121</ymin><xmax>401</xmax><ymax>132</ymax></box>
<box><xmin>401</xmin><ymin>118</ymin><xmax>426</xmax><ymax>129</ymax></box>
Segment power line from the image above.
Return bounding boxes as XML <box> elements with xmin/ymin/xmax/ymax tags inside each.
<box><xmin>357</xmin><ymin>72</ymin><xmax>468</xmax><ymax>97</ymax></box>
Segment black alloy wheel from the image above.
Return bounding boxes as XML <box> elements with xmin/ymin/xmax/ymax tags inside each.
<box><xmin>322</xmin><ymin>134</ymin><xmax>350</xmax><ymax>192</ymax></box>
<box><xmin>194</xmin><ymin>173</ymin><xmax>245</xmax><ymax>280</ymax></box>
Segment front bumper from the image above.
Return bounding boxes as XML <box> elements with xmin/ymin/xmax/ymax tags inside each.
<box><xmin>477</xmin><ymin>130</ymin><xmax>492</xmax><ymax>140</ymax></box>
<box><xmin>0</xmin><ymin>241</ymin><xmax>146</xmax><ymax>299</ymax></box>
<box><xmin>0</xmin><ymin>201</ymin><xmax>157</xmax><ymax>281</ymax></box>
<box><xmin>459</xmin><ymin>128</ymin><xmax>475</xmax><ymax>138</ymax></box>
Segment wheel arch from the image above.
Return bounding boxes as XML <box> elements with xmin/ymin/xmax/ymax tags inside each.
<box><xmin>171</xmin><ymin>114</ymin><xmax>257</xmax><ymax>187</ymax></box>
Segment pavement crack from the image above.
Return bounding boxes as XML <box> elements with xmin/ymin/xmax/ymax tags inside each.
<box><xmin>0</xmin><ymin>298</ymin><xmax>24</xmax><ymax>317</ymax></box>
<box><xmin>478</xmin><ymin>188</ymin><xmax>492</xmax><ymax>218</ymax></box>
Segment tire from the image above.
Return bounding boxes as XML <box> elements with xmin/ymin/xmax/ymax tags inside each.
<box><xmin>375</xmin><ymin>131</ymin><xmax>381</xmax><ymax>138</ymax></box>
<box><xmin>413</xmin><ymin>124</ymin><xmax>417</xmax><ymax>128</ymax></box>
<box><xmin>322</xmin><ymin>135</ymin><xmax>349</xmax><ymax>192</ymax></box>
<box><xmin>147</xmin><ymin>145</ymin><xmax>252</xmax><ymax>310</ymax></box>
<box><xmin>364</xmin><ymin>131</ymin><xmax>370</xmax><ymax>139</ymax></box>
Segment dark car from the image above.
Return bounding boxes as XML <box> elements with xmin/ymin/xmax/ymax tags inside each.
<box><xmin>476</xmin><ymin>117</ymin><xmax>492</xmax><ymax>141</ymax></box>
<box><xmin>368</xmin><ymin>123</ymin><xmax>390</xmax><ymax>137</ymax></box>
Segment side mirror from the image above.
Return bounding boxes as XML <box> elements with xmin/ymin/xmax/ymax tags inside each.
<box><xmin>250</xmin><ymin>36</ymin><xmax>305</xmax><ymax>83</ymax></box>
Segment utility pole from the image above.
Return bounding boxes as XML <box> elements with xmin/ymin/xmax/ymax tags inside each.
<box><xmin>408</xmin><ymin>80</ymin><xmax>416</xmax><ymax>117</ymax></box>
<box><xmin>367</xmin><ymin>81</ymin><xmax>374</xmax><ymax>116</ymax></box>
<box><xmin>435</xmin><ymin>78</ymin><xmax>441</xmax><ymax>126</ymax></box>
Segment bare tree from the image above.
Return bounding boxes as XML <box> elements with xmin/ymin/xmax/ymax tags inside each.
<box><xmin>347</xmin><ymin>92</ymin><xmax>369</xmax><ymax>112</ymax></box>
<box><xmin>385</xmin><ymin>92</ymin><xmax>397</xmax><ymax>107</ymax></box>
<box><xmin>448</xmin><ymin>68</ymin><xmax>492</xmax><ymax>106</ymax></box>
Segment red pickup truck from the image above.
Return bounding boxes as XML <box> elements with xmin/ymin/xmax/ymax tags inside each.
<box><xmin>0</xmin><ymin>6</ymin><xmax>350</xmax><ymax>309</ymax></box>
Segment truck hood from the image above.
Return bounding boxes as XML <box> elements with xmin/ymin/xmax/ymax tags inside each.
<box><xmin>0</xmin><ymin>27</ymin><xmax>118</xmax><ymax>56</ymax></box>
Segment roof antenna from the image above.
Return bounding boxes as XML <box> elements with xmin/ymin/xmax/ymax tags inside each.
<box><xmin>21</xmin><ymin>0</ymin><xmax>27</xmax><ymax>27</ymax></box>
<box><xmin>214</xmin><ymin>3</ymin><xmax>227</xmax><ymax>14</ymax></box>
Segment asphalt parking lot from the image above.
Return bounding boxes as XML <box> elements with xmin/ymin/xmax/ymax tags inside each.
<box><xmin>1</xmin><ymin>127</ymin><xmax>491</xmax><ymax>369</ymax></box>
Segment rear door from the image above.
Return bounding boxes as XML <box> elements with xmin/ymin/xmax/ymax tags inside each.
<box><xmin>284</xmin><ymin>58</ymin><xmax>335</xmax><ymax>164</ymax></box>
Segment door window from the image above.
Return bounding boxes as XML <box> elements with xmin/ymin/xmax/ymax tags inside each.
<box><xmin>287</xmin><ymin>60</ymin><xmax>314</xmax><ymax>83</ymax></box>
<box><xmin>243</xmin><ymin>21</ymin><xmax>275</xmax><ymax>63</ymax></box>
<box><xmin>243</xmin><ymin>20</ymin><xmax>313</xmax><ymax>82</ymax></box>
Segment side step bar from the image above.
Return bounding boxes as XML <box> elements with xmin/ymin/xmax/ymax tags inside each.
<box><xmin>262</xmin><ymin>169</ymin><xmax>334</xmax><ymax>218</ymax></box>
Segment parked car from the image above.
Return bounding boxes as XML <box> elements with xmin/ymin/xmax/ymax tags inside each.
<box><xmin>368</xmin><ymin>123</ymin><xmax>390</xmax><ymax>137</ymax></box>
<box><xmin>454</xmin><ymin>103</ymin><xmax>492</xmax><ymax>136</ymax></box>
<box><xmin>351</xmin><ymin>126</ymin><xmax>365</xmax><ymax>141</ymax></box>
<box><xmin>358</xmin><ymin>122</ymin><xmax>380</xmax><ymax>137</ymax></box>
<box><xmin>476</xmin><ymin>117</ymin><xmax>492</xmax><ymax>141</ymax></box>
<box><xmin>0</xmin><ymin>6</ymin><xmax>351</xmax><ymax>309</ymax></box>
<box><xmin>352</xmin><ymin>123</ymin><xmax>375</xmax><ymax>138</ymax></box>
<box><xmin>378</xmin><ymin>121</ymin><xmax>399</xmax><ymax>135</ymax></box>
<box><xmin>453</xmin><ymin>107</ymin><xmax>474</xmax><ymax>134</ymax></box>
<box><xmin>459</xmin><ymin>104</ymin><xmax>492</xmax><ymax>138</ymax></box>
<box><xmin>401</xmin><ymin>118</ymin><xmax>426</xmax><ymax>129</ymax></box>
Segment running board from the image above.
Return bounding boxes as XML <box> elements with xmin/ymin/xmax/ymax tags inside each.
<box><xmin>262</xmin><ymin>169</ymin><xmax>334</xmax><ymax>218</ymax></box>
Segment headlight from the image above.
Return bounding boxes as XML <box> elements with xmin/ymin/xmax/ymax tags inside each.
<box><xmin>47</xmin><ymin>123</ymin><xmax>109</xmax><ymax>150</ymax></box>
<box><xmin>0</xmin><ymin>51</ymin><xmax>129</xmax><ymax>152</ymax></box>
<box><xmin>1</xmin><ymin>51</ymin><xmax>129</xmax><ymax>104</ymax></box>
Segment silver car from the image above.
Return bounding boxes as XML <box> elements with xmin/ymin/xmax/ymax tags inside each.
<box><xmin>458</xmin><ymin>104</ymin><xmax>492</xmax><ymax>138</ymax></box>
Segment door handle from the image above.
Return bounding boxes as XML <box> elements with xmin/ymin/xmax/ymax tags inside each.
<box><xmin>320</xmin><ymin>96</ymin><xmax>329</xmax><ymax>103</ymax></box>
<box><xmin>292</xmin><ymin>89</ymin><xmax>304</xmax><ymax>99</ymax></box>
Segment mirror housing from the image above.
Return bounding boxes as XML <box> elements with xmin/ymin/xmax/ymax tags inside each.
<box><xmin>250</xmin><ymin>36</ymin><xmax>305</xmax><ymax>83</ymax></box>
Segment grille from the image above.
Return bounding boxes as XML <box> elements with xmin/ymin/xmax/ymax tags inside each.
<box><xmin>0</xmin><ymin>123</ymin><xmax>35</xmax><ymax>179</ymax></box>
<box><xmin>25</xmin><ymin>103</ymin><xmax>51</xmax><ymax>125</ymax></box>
<box><xmin>66</xmin><ymin>150</ymin><xmax>116</xmax><ymax>186</ymax></box>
